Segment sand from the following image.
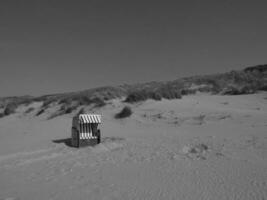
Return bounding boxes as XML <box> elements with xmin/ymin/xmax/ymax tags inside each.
<box><xmin>0</xmin><ymin>92</ymin><xmax>267</xmax><ymax>200</ymax></box>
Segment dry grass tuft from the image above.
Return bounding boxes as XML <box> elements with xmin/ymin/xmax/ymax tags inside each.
<box><xmin>115</xmin><ymin>106</ymin><xmax>133</xmax><ymax>119</ymax></box>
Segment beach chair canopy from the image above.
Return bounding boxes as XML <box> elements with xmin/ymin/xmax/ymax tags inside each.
<box><xmin>78</xmin><ymin>114</ymin><xmax>101</xmax><ymax>124</ymax></box>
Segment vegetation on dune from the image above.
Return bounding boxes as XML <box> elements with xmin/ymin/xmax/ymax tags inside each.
<box><xmin>0</xmin><ymin>64</ymin><xmax>266</xmax><ymax>118</ymax></box>
<box><xmin>244</xmin><ymin>64</ymin><xmax>267</xmax><ymax>73</ymax></box>
<box><xmin>3</xmin><ymin>103</ymin><xmax>17</xmax><ymax>116</ymax></box>
<box><xmin>77</xmin><ymin>107</ymin><xmax>86</xmax><ymax>115</ymax></box>
<box><xmin>36</xmin><ymin>108</ymin><xmax>45</xmax><ymax>116</ymax></box>
<box><xmin>48</xmin><ymin>104</ymin><xmax>79</xmax><ymax>119</ymax></box>
<box><xmin>115</xmin><ymin>106</ymin><xmax>133</xmax><ymax>119</ymax></box>
<box><xmin>125</xmin><ymin>88</ymin><xmax>181</xmax><ymax>103</ymax></box>
<box><xmin>25</xmin><ymin>107</ymin><xmax>35</xmax><ymax>114</ymax></box>
<box><xmin>123</xmin><ymin>64</ymin><xmax>266</xmax><ymax>102</ymax></box>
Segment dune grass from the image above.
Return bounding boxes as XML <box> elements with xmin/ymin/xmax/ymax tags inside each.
<box><xmin>115</xmin><ymin>106</ymin><xmax>133</xmax><ymax>119</ymax></box>
<box><xmin>0</xmin><ymin>64</ymin><xmax>266</xmax><ymax>118</ymax></box>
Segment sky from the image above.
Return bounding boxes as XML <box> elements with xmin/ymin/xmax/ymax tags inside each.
<box><xmin>1</xmin><ymin>0</ymin><xmax>267</xmax><ymax>96</ymax></box>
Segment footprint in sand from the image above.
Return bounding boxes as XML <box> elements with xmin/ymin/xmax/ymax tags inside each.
<box><xmin>180</xmin><ymin>142</ymin><xmax>225</xmax><ymax>160</ymax></box>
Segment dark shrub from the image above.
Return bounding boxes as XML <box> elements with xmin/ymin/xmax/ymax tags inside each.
<box><xmin>25</xmin><ymin>107</ymin><xmax>35</xmax><ymax>113</ymax></box>
<box><xmin>221</xmin><ymin>85</ymin><xmax>256</xmax><ymax>95</ymax></box>
<box><xmin>77</xmin><ymin>108</ymin><xmax>86</xmax><ymax>115</ymax></box>
<box><xmin>244</xmin><ymin>65</ymin><xmax>267</xmax><ymax>73</ymax></box>
<box><xmin>0</xmin><ymin>113</ymin><xmax>5</xmax><ymax>118</ymax></box>
<box><xmin>59</xmin><ymin>95</ymin><xmax>95</xmax><ymax>107</ymax></box>
<box><xmin>239</xmin><ymin>85</ymin><xmax>255</xmax><ymax>94</ymax></box>
<box><xmin>181</xmin><ymin>88</ymin><xmax>197</xmax><ymax>95</ymax></box>
<box><xmin>158</xmin><ymin>89</ymin><xmax>181</xmax><ymax>100</ymax></box>
<box><xmin>4</xmin><ymin>103</ymin><xmax>17</xmax><ymax>116</ymax></box>
<box><xmin>150</xmin><ymin>92</ymin><xmax>162</xmax><ymax>101</ymax></box>
<box><xmin>36</xmin><ymin>109</ymin><xmax>45</xmax><ymax>116</ymax></box>
<box><xmin>115</xmin><ymin>106</ymin><xmax>132</xmax><ymax>119</ymax></box>
<box><xmin>59</xmin><ymin>104</ymin><xmax>66</xmax><ymax>111</ymax></box>
<box><xmin>125</xmin><ymin>88</ymin><xmax>181</xmax><ymax>103</ymax></box>
<box><xmin>47</xmin><ymin>108</ymin><xmax>72</xmax><ymax>119</ymax></box>
<box><xmin>65</xmin><ymin>107</ymin><xmax>74</xmax><ymax>114</ymax></box>
<box><xmin>59</xmin><ymin>104</ymin><xmax>78</xmax><ymax>114</ymax></box>
<box><xmin>48</xmin><ymin>104</ymin><xmax>77</xmax><ymax>119</ymax></box>
<box><xmin>78</xmin><ymin>96</ymin><xmax>92</xmax><ymax>105</ymax></box>
<box><xmin>125</xmin><ymin>92</ymin><xmax>146</xmax><ymax>103</ymax></box>
<box><xmin>181</xmin><ymin>89</ymin><xmax>188</xmax><ymax>95</ymax></box>
<box><xmin>260</xmin><ymin>85</ymin><xmax>267</xmax><ymax>91</ymax></box>
<box><xmin>58</xmin><ymin>98</ymin><xmax>72</xmax><ymax>105</ymax></box>
<box><xmin>92</xmin><ymin>97</ymin><xmax>106</xmax><ymax>107</ymax></box>
<box><xmin>221</xmin><ymin>86</ymin><xmax>241</xmax><ymax>95</ymax></box>
<box><xmin>42</xmin><ymin>99</ymin><xmax>55</xmax><ymax>108</ymax></box>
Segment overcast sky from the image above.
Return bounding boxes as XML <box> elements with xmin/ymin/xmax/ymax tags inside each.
<box><xmin>1</xmin><ymin>0</ymin><xmax>267</xmax><ymax>96</ymax></box>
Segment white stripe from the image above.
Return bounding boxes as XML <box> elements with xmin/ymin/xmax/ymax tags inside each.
<box><xmin>88</xmin><ymin>115</ymin><xmax>92</xmax><ymax>123</ymax></box>
<box><xmin>83</xmin><ymin>115</ymin><xmax>87</xmax><ymax>123</ymax></box>
<box><xmin>79</xmin><ymin>133</ymin><xmax>98</xmax><ymax>139</ymax></box>
<box><xmin>89</xmin><ymin>115</ymin><xmax>92</xmax><ymax>123</ymax></box>
<box><xmin>86</xmin><ymin>115</ymin><xmax>90</xmax><ymax>123</ymax></box>
<box><xmin>81</xmin><ymin>115</ymin><xmax>84</xmax><ymax>123</ymax></box>
<box><xmin>78</xmin><ymin>114</ymin><xmax>101</xmax><ymax>123</ymax></box>
<box><xmin>82</xmin><ymin>115</ymin><xmax>85</xmax><ymax>123</ymax></box>
<box><xmin>94</xmin><ymin>115</ymin><xmax>97</xmax><ymax>123</ymax></box>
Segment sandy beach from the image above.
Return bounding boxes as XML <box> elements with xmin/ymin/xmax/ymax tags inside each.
<box><xmin>0</xmin><ymin>92</ymin><xmax>266</xmax><ymax>200</ymax></box>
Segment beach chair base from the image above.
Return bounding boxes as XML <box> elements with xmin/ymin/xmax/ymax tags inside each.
<box><xmin>78</xmin><ymin>138</ymin><xmax>99</xmax><ymax>147</ymax></box>
<box><xmin>71</xmin><ymin>129</ymin><xmax>101</xmax><ymax>148</ymax></box>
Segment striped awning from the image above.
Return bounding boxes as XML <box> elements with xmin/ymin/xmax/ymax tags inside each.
<box><xmin>80</xmin><ymin>132</ymin><xmax>97</xmax><ymax>139</ymax></box>
<box><xmin>78</xmin><ymin>114</ymin><xmax>101</xmax><ymax>123</ymax></box>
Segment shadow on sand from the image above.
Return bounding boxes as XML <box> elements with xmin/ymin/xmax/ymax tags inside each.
<box><xmin>52</xmin><ymin>136</ymin><xmax>126</xmax><ymax>148</ymax></box>
<box><xmin>52</xmin><ymin>138</ymin><xmax>72</xmax><ymax>147</ymax></box>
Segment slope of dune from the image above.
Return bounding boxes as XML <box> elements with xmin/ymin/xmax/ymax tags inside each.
<box><xmin>1</xmin><ymin>64</ymin><xmax>267</xmax><ymax>120</ymax></box>
<box><xmin>0</xmin><ymin>92</ymin><xmax>266</xmax><ymax>200</ymax></box>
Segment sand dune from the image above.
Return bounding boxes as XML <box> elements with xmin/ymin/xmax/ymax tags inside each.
<box><xmin>0</xmin><ymin>92</ymin><xmax>267</xmax><ymax>199</ymax></box>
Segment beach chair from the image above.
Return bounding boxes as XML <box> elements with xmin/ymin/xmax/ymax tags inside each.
<box><xmin>71</xmin><ymin>114</ymin><xmax>101</xmax><ymax>147</ymax></box>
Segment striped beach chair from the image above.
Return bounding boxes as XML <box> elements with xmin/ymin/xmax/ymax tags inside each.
<box><xmin>71</xmin><ymin>114</ymin><xmax>101</xmax><ymax>147</ymax></box>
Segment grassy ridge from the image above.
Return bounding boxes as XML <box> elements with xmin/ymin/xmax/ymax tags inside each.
<box><xmin>0</xmin><ymin>64</ymin><xmax>266</xmax><ymax>118</ymax></box>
